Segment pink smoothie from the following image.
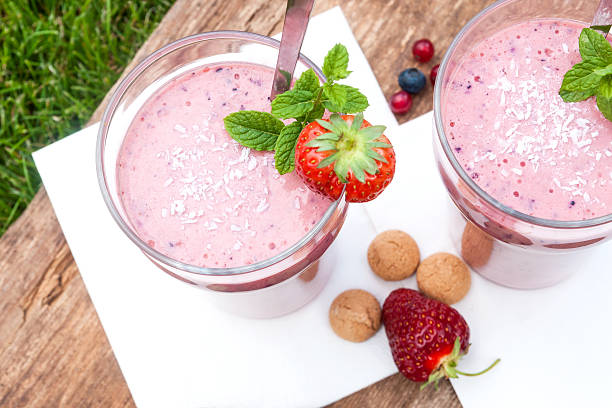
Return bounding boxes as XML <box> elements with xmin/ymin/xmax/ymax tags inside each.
<box><xmin>117</xmin><ymin>63</ymin><xmax>332</xmax><ymax>268</ymax></box>
<box><xmin>444</xmin><ymin>19</ymin><xmax>612</xmax><ymax>221</ymax></box>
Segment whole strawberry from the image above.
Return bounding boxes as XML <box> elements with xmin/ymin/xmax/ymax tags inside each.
<box><xmin>382</xmin><ymin>288</ymin><xmax>498</xmax><ymax>388</ymax></box>
<box><xmin>294</xmin><ymin>113</ymin><xmax>395</xmax><ymax>203</ymax></box>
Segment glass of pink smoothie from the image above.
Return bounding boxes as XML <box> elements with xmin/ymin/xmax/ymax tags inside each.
<box><xmin>433</xmin><ymin>0</ymin><xmax>612</xmax><ymax>288</ymax></box>
<box><xmin>97</xmin><ymin>31</ymin><xmax>348</xmax><ymax>318</ymax></box>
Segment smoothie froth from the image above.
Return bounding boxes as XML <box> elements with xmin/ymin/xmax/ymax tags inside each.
<box><xmin>444</xmin><ymin>19</ymin><xmax>612</xmax><ymax>221</ymax></box>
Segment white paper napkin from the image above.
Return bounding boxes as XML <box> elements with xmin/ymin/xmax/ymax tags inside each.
<box><xmin>32</xmin><ymin>7</ymin><xmax>404</xmax><ymax>408</ymax></box>
<box><xmin>364</xmin><ymin>112</ymin><xmax>612</xmax><ymax>408</ymax></box>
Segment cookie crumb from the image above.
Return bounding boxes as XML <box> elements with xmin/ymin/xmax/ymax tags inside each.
<box><xmin>417</xmin><ymin>252</ymin><xmax>471</xmax><ymax>304</ymax></box>
<box><xmin>367</xmin><ymin>230</ymin><xmax>420</xmax><ymax>281</ymax></box>
<box><xmin>329</xmin><ymin>289</ymin><xmax>381</xmax><ymax>342</ymax></box>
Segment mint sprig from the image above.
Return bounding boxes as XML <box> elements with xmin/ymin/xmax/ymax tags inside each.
<box><xmin>274</xmin><ymin>122</ymin><xmax>303</xmax><ymax>174</ymax></box>
<box><xmin>271</xmin><ymin>89</ymin><xmax>315</xmax><ymax>119</ymax></box>
<box><xmin>579</xmin><ymin>27</ymin><xmax>612</xmax><ymax>62</ymax></box>
<box><xmin>224</xmin><ymin>43</ymin><xmax>370</xmax><ymax>174</ymax></box>
<box><xmin>323</xmin><ymin>84</ymin><xmax>368</xmax><ymax>113</ymax></box>
<box><xmin>597</xmin><ymin>74</ymin><xmax>612</xmax><ymax>121</ymax></box>
<box><xmin>322</xmin><ymin>81</ymin><xmax>347</xmax><ymax>108</ymax></box>
<box><xmin>293</xmin><ymin>68</ymin><xmax>319</xmax><ymax>92</ymax></box>
<box><xmin>223</xmin><ymin>111</ymin><xmax>284</xmax><ymax>150</ymax></box>
<box><xmin>322</xmin><ymin>43</ymin><xmax>351</xmax><ymax>81</ymax></box>
<box><xmin>559</xmin><ymin>27</ymin><xmax>612</xmax><ymax>122</ymax></box>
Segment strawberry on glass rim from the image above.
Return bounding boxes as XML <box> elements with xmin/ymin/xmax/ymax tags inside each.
<box><xmin>295</xmin><ymin>113</ymin><xmax>395</xmax><ymax>203</ymax></box>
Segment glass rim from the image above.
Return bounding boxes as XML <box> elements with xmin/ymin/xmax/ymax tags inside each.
<box><xmin>96</xmin><ymin>30</ymin><xmax>344</xmax><ymax>277</ymax></box>
<box><xmin>433</xmin><ymin>0</ymin><xmax>612</xmax><ymax>229</ymax></box>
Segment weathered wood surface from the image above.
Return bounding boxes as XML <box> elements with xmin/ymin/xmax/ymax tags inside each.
<box><xmin>0</xmin><ymin>0</ymin><xmax>501</xmax><ymax>406</ymax></box>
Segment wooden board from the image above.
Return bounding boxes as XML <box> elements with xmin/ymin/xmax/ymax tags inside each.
<box><xmin>0</xmin><ymin>0</ymin><xmax>498</xmax><ymax>406</ymax></box>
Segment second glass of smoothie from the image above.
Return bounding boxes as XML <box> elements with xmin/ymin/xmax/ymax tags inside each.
<box><xmin>433</xmin><ymin>0</ymin><xmax>612</xmax><ymax>288</ymax></box>
<box><xmin>97</xmin><ymin>32</ymin><xmax>348</xmax><ymax>318</ymax></box>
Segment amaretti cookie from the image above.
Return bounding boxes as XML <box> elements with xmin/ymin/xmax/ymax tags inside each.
<box><xmin>367</xmin><ymin>230</ymin><xmax>420</xmax><ymax>281</ymax></box>
<box><xmin>416</xmin><ymin>252</ymin><xmax>470</xmax><ymax>304</ymax></box>
<box><xmin>329</xmin><ymin>289</ymin><xmax>381</xmax><ymax>342</ymax></box>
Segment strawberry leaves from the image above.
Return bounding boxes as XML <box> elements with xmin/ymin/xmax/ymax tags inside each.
<box><xmin>306</xmin><ymin>113</ymin><xmax>389</xmax><ymax>183</ymax></box>
<box><xmin>559</xmin><ymin>28</ymin><xmax>612</xmax><ymax>122</ymax></box>
<box><xmin>224</xmin><ymin>43</ymin><xmax>371</xmax><ymax>175</ymax></box>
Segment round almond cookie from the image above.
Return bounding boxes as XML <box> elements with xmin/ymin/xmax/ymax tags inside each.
<box><xmin>329</xmin><ymin>289</ymin><xmax>381</xmax><ymax>342</ymax></box>
<box><xmin>416</xmin><ymin>252</ymin><xmax>470</xmax><ymax>304</ymax></box>
<box><xmin>367</xmin><ymin>230</ymin><xmax>420</xmax><ymax>281</ymax></box>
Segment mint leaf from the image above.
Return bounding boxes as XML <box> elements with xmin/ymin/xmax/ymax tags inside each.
<box><xmin>597</xmin><ymin>74</ymin><xmax>612</xmax><ymax>121</ymax></box>
<box><xmin>323</xmin><ymin>83</ymin><xmax>347</xmax><ymax>110</ymax></box>
<box><xmin>223</xmin><ymin>111</ymin><xmax>284</xmax><ymax>151</ymax></box>
<box><xmin>294</xmin><ymin>69</ymin><xmax>320</xmax><ymax>93</ymax></box>
<box><xmin>322</xmin><ymin>85</ymin><xmax>369</xmax><ymax>113</ymax></box>
<box><xmin>299</xmin><ymin>103</ymin><xmax>326</xmax><ymax>123</ymax></box>
<box><xmin>340</xmin><ymin>85</ymin><xmax>369</xmax><ymax>113</ymax></box>
<box><xmin>595</xmin><ymin>64</ymin><xmax>612</xmax><ymax>76</ymax></box>
<box><xmin>560</xmin><ymin>59</ymin><xmax>610</xmax><ymax>94</ymax></box>
<box><xmin>337</xmin><ymin>85</ymin><xmax>369</xmax><ymax>113</ymax></box>
<box><xmin>579</xmin><ymin>28</ymin><xmax>612</xmax><ymax>63</ymax></box>
<box><xmin>560</xmin><ymin>88</ymin><xmax>597</xmax><ymax>102</ymax></box>
<box><xmin>271</xmin><ymin>89</ymin><xmax>314</xmax><ymax>119</ymax></box>
<box><xmin>274</xmin><ymin>122</ymin><xmax>303</xmax><ymax>174</ymax></box>
<box><xmin>323</xmin><ymin>43</ymin><xmax>351</xmax><ymax>81</ymax></box>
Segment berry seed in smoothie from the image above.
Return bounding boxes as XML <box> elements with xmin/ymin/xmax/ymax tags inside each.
<box><xmin>444</xmin><ymin>19</ymin><xmax>612</xmax><ymax>221</ymax></box>
<box><xmin>117</xmin><ymin>63</ymin><xmax>332</xmax><ymax>268</ymax></box>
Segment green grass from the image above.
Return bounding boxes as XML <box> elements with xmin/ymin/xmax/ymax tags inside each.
<box><xmin>0</xmin><ymin>0</ymin><xmax>173</xmax><ymax>236</ymax></box>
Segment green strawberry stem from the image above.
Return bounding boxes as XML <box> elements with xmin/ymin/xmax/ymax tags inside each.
<box><xmin>454</xmin><ymin>358</ymin><xmax>500</xmax><ymax>377</ymax></box>
<box><xmin>421</xmin><ymin>337</ymin><xmax>500</xmax><ymax>390</ymax></box>
<box><xmin>306</xmin><ymin>113</ymin><xmax>390</xmax><ymax>183</ymax></box>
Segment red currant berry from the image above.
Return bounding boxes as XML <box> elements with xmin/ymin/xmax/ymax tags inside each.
<box><xmin>389</xmin><ymin>90</ymin><xmax>413</xmax><ymax>114</ymax></box>
<box><xmin>430</xmin><ymin>64</ymin><xmax>440</xmax><ymax>85</ymax></box>
<box><xmin>412</xmin><ymin>39</ymin><xmax>434</xmax><ymax>62</ymax></box>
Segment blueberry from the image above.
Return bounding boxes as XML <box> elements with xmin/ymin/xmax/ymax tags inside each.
<box><xmin>398</xmin><ymin>68</ymin><xmax>426</xmax><ymax>94</ymax></box>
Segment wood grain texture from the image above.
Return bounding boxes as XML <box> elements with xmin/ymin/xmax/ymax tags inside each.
<box><xmin>0</xmin><ymin>0</ymin><xmax>500</xmax><ymax>406</ymax></box>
